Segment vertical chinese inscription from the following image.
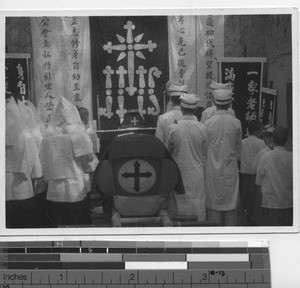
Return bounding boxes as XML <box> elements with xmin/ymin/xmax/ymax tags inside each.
<box><xmin>70</xmin><ymin>17</ymin><xmax>81</xmax><ymax>105</ymax></box>
<box><xmin>204</xmin><ymin>15</ymin><xmax>215</xmax><ymax>106</ymax></box>
<box><xmin>16</xmin><ymin>63</ymin><xmax>26</xmax><ymax>100</ymax></box>
<box><xmin>245</xmin><ymin>72</ymin><xmax>259</xmax><ymax>121</ymax></box>
<box><xmin>176</xmin><ymin>16</ymin><xmax>187</xmax><ymax>81</ymax></box>
<box><xmin>41</xmin><ymin>17</ymin><xmax>54</xmax><ymax>123</ymax></box>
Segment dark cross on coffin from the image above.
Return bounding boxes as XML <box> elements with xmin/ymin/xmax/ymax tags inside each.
<box><xmin>122</xmin><ymin>160</ymin><xmax>152</xmax><ymax>192</ymax></box>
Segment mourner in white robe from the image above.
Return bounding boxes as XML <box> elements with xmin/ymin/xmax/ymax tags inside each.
<box><xmin>77</xmin><ymin>107</ymin><xmax>100</xmax><ymax>192</ymax></box>
<box><xmin>240</xmin><ymin>120</ymin><xmax>266</xmax><ymax>225</ymax></box>
<box><xmin>155</xmin><ymin>82</ymin><xmax>193</xmax><ymax>146</ymax></box>
<box><xmin>201</xmin><ymin>81</ymin><xmax>235</xmax><ymax>123</ymax></box>
<box><xmin>40</xmin><ymin>96</ymin><xmax>95</xmax><ymax>226</ymax></box>
<box><xmin>5</xmin><ymin>95</ymin><xmax>42</xmax><ymax>228</ymax></box>
<box><xmin>205</xmin><ymin>89</ymin><xmax>242</xmax><ymax>226</ymax></box>
<box><xmin>255</xmin><ymin>127</ymin><xmax>293</xmax><ymax>226</ymax></box>
<box><xmin>167</xmin><ymin>94</ymin><xmax>208</xmax><ymax>221</ymax></box>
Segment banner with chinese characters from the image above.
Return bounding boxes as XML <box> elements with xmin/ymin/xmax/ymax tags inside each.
<box><xmin>260</xmin><ymin>87</ymin><xmax>277</xmax><ymax>126</ymax></box>
<box><xmin>31</xmin><ymin>17</ymin><xmax>92</xmax><ymax>124</ymax></box>
<box><xmin>168</xmin><ymin>15</ymin><xmax>224</xmax><ymax>108</ymax></box>
<box><xmin>219</xmin><ymin>57</ymin><xmax>267</xmax><ymax>137</ymax></box>
<box><xmin>5</xmin><ymin>54</ymin><xmax>30</xmax><ymax>102</ymax></box>
<box><xmin>90</xmin><ymin>16</ymin><xmax>169</xmax><ymax>130</ymax></box>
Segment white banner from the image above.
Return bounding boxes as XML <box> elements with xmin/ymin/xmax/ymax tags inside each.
<box><xmin>31</xmin><ymin>17</ymin><xmax>92</xmax><ymax>124</ymax></box>
<box><xmin>168</xmin><ymin>15</ymin><xmax>224</xmax><ymax>108</ymax></box>
<box><xmin>196</xmin><ymin>15</ymin><xmax>224</xmax><ymax>108</ymax></box>
<box><xmin>168</xmin><ymin>16</ymin><xmax>197</xmax><ymax>92</ymax></box>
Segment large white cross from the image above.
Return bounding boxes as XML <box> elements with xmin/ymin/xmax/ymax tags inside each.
<box><xmin>103</xmin><ymin>20</ymin><xmax>157</xmax><ymax>96</ymax></box>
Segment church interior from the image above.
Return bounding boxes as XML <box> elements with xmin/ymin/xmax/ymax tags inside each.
<box><xmin>4</xmin><ymin>13</ymin><xmax>294</xmax><ymax>229</ymax></box>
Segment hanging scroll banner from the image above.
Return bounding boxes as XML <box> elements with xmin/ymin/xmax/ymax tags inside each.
<box><xmin>60</xmin><ymin>17</ymin><xmax>93</xmax><ymax>115</ymax></box>
<box><xmin>260</xmin><ymin>87</ymin><xmax>277</xmax><ymax>126</ymax></box>
<box><xmin>168</xmin><ymin>15</ymin><xmax>224</xmax><ymax>109</ymax></box>
<box><xmin>90</xmin><ymin>16</ymin><xmax>169</xmax><ymax>130</ymax></box>
<box><xmin>168</xmin><ymin>16</ymin><xmax>197</xmax><ymax>93</ymax></box>
<box><xmin>31</xmin><ymin>17</ymin><xmax>92</xmax><ymax>124</ymax></box>
<box><xmin>218</xmin><ymin>57</ymin><xmax>267</xmax><ymax>137</ymax></box>
<box><xmin>31</xmin><ymin>17</ymin><xmax>59</xmax><ymax>123</ymax></box>
<box><xmin>196</xmin><ymin>15</ymin><xmax>224</xmax><ymax>108</ymax></box>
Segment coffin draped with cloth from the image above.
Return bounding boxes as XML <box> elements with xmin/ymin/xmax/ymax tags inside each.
<box><xmin>91</xmin><ymin>133</ymin><xmax>185</xmax><ymax>227</ymax></box>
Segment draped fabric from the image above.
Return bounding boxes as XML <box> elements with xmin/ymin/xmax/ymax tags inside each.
<box><xmin>30</xmin><ymin>15</ymin><xmax>224</xmax><ymax>127</ymax></box>
<box><xmin>89</xmin><ymin>16</ymin><xmax>169</xmax><ymax>130</ymax></box>
<box><xmin>168</xmin><ymin>15</ymin><xmax>224</xmax><ymax>108</ymax></box>
<box><xmin>31</xmin><ymin>17</ymin><xmax>92</xmax><ymax>125</ymax></box>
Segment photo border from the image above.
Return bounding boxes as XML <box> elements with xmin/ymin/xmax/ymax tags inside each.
<box><xmin>1</xmin><ymin>6</ymin><xmax>298</xmax><ymax>237</ymax></box>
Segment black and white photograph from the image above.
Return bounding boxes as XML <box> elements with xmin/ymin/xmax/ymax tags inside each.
<box><xmin>0</xmin><ymin>1</ymin><xmax>300</xmax><ymax>287</ymax></box>
<box><xmin>2</xmin><ymin>8</ymin><xmax>298</xmax><ymax>233</ymax></box>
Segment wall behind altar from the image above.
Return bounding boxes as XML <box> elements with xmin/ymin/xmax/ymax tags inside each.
<box><xmin>5</xmin><ymin>17</ymin><xmax>32</xmax><ymax>54</ymax></box>
<box><xmin>5</xmin><ymin>15</ymin><xmax>293</xmax><ymax>137</ymax></box>
<box><xmin>224</xmin><ymin>14</ymin><xmax>292</xmax><ymax>147</ymax></box>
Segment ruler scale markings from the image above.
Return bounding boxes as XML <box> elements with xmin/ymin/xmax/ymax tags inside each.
<box><xmin>0</xmin><ymin>241</ymin><xmax>270</xmax><ymax>287</ymax></box>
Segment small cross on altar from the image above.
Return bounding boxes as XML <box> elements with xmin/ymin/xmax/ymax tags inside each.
<box><xmin>130</xmin><ymin>117</ymin><xmax>139</xmax><ymax>126</ymax></box>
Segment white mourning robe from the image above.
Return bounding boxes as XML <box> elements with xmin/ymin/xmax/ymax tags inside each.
<box><xmin>155</xmin><ymin>106</ymin><xmax>197</xmax><ymax>147</ymax></box>
<box><xmin>40</xmin><ymin>96</ymin><xmax>94</xmax><ymax>203</ymax></box>
<box><xmin>201</xmin><ymin>105</ymin><xmax>235</xmax><ymax>123</ymax></box>
<box><xmin>155</xmin><ymin>106</ymin><xmax>184</xmax><ymax>146</ymax></box>
<box><xmin>241</xmin><ymin>135</ymin><xmax>266</xmax><ymax>175</ymax></box>
<box><xmin>5</xmin><ymin>97</ymin><xmax>42</xmax><ymax>201</ymax></box>
<box><xmin>167</xmin><ymin>116</ymin><xmax>208</xmax><ymax>220</ymax></box>
<box><xmin>205</xmin><ymin>110</ymin><xmax>242</xmax><ymax>211</ymax></box>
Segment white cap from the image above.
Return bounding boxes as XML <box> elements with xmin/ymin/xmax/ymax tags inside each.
<box><xmin>168</xmin><ymin>84</ymin><xmax>189</xmax><ymax>97</ymax></box>
<box><xmin>210</xmin><ymin>80</ymin><xmax>231</xmax><ymax>90</ymax></box>
<box><xmin>213</xmin><ymin>89</ymin><xmax>233</xmax><ymax>105</ymax></box>
<box><xmin>180</xmin><ymin>93</ymin><xmax>201</xmax><ymax>109</ymax></box>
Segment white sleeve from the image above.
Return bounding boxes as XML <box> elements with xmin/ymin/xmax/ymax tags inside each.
<box><xmin>255</xmin><ymin>154</ymin><xmax>267</xmax><ymax>186</ymax></box>
<box><xmin>155</xmin><ymin>116</ymin><xmax>165</xmax><ymax>143</ymax></box>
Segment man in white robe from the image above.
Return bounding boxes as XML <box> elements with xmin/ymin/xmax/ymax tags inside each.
<box><xmin>205</xmin><ymin>89</ymin><xmax>242</xmax><ymax>226</ymax></box>
<box><xmin>167</xmin><ymin>94</ymin><xmax>208</xmax><ymax>221</ymax></box>
<box><xmin>201</xmin><ymin>81</ymin><xmax>235</xmax><ymax>123</ymax></box>
<box><xmin>155</xmin><ymin>81</ymin><xmax>190</xmax><ymax>147</ymax></box>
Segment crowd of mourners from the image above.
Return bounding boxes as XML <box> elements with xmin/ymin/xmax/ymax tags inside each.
<box><xmin>5</xmin><ymin>80</ymin><xmax>293</xmax><ymax>228</ymax></box>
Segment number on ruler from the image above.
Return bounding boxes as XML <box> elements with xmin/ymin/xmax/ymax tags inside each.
<box><xmin>129</xmin><ymin>273</ymin><xmax>135</xmax><ymax>281</ymax></box>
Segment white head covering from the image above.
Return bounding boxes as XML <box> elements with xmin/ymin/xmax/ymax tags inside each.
<box><xmin>212</xmin><ymin>89</ymin><xmax>233</xmax><ymax>105</ymax></box>
<box><xmin>18</xmin><ymin>100</ymin><xmax>44</xmax><ymax>149</ymax></box>
<box><xmin>47</xmin><ymin>96</ymin><xmax>93</xmax><ymax>157</ymax></box>
<box><xmin>26</xmin><ymin>100</ymin><xmax>46</xmax><ymax>137</ymax></box>
<box><xmin>168</xmin><ymin>84</ymin><xmax>189</xmax><ymax>97</ymax></box>
<box><xmin>180</xmin><ymin>93</ymin><xmax>201</xmax><ymax>109</ymax></box>
<box><xmin>210</xmin><ymin>80</ymin><xmax>231</xmax><ymax>90</ymax></box>
<box><xmin>40</xmin><ymin>96</ymin><xmax>94</xmax><ymax>181</ymax></box>
<box><xmin>6</xmin><ymin>96</ymin><xmax>39</xmax><ymax>175</ymax></box>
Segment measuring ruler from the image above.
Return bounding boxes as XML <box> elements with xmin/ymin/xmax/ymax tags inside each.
<box><xmin>0</xmin><ymin>240</ymin><xmax>271</xmax><ymax>287</ymax></box>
